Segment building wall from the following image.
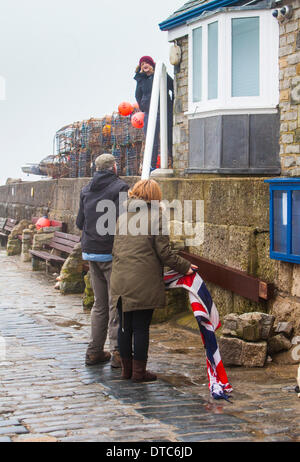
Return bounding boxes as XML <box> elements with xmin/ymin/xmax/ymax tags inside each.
<box><xmin>0</xmin><ymin>177</ymin><xmax>299</xmax><ymax>333</ymax></box>
<box><xmin>173</xmin><ymin>36</ymin><xmax>189</xmax><ymax>175</ymax></box>
<box><xmin>278</xmin><ymin>0</ymin><xmax>300</xmax><ymax>175</ymax></box>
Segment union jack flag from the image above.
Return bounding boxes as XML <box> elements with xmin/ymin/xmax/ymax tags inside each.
<box><xmin>164</xmin><ymin>270</ymin><xmax>233</xmax><ymax>400</ymax></box>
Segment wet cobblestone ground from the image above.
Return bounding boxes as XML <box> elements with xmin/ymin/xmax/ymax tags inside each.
<box><xmin>0</xmin><ymin>250</ymin><xmax>299</xmax><ymax>442</ymax></box>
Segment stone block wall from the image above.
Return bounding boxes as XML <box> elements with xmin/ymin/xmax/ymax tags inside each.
<box><xmin>1</xmin><ymin>176</ymin><xmax>299</xmax><ymax>333</ymax></box>
<box><xmin>278</xmin><ymin>0</ymin><xmax>300</xmax><ymax>175</ymax></box>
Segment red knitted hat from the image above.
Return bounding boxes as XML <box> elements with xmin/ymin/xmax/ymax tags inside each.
<box><xmin>139</xmin><ymin>56</ymin><xmax>155</xmax><ymax>68</ymax></box>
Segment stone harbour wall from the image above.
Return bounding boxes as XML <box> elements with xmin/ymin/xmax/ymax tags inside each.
<box><xmin>0</xmin><ymin>176</ymin><xmax>299</xmax><ymax>334</ymax></box>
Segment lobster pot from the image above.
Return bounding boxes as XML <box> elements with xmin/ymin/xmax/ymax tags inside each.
<box><xmin>125</xmin><ymin>145</ymin><xmax>140</xmax><ymax>176</ymax></box>
<box><xmin>112</xmin><ymin>146</ymin><xmax>122</xmax><ymax>174</ymax></box>
<box><xmin>81</xmin><ymin>123</ymin><xmax>88</xmax><ymax>149</ymax></box>
<box><xmin>99</xmin><ymin>118</ymin><xmax>111</xmax><ymax>148</ymax></box>
<box><xmin>78</xmin><ymin>149</ymin><xmax>91</xmax><ymax>178</ymax></box>
<box><xmin>69</xmin><ymin>152</ymin><xmax>78</xmax><ymax>178</ymax></box>
<box><xmin>113</xmin><ymin>114</ymin><xmax>130</xmax><ymax>146</ymax></box>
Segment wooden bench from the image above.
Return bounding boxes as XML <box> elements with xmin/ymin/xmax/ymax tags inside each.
<box><xmin>17</xmin><ymin>217</ymin><xmax>67</xmax><ymax>241</ymax></box>
<box><xmin>0</xmin><ymin>218</ymin><xmax>18</xmax><ymax>242</ymax></box>
<box><xmin>29</xmin><ymin>231</ymin><xmax>81</xmax><ymax>267</ymax></box>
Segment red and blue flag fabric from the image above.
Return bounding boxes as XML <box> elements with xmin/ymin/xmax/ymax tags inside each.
<box><xmin>164</xmin><ymin>270</ymin><xmax>233</xmax><ymax>400</ymax></box>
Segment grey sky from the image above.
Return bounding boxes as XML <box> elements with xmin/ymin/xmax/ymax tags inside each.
<box><xmin>0</xmin><ymin>0</ymin><xmax>184</xmax><ymax>185</ymax></box>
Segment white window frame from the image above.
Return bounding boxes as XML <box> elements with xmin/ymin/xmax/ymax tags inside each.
<box><xmin>169</xmin><ymin>9</ymin><xmax>279</xmax><ymax>118</ymax></box>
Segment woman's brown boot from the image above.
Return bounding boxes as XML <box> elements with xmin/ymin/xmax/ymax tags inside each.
<box><xmin>132</xmin><ymin>359</ymin><xmax>157</xmax><ymax>382</ymax></box>
<box><xmin>121</xmin><ymin>358</ymin><xmax>133</xmax><ymax>379</ymax></box>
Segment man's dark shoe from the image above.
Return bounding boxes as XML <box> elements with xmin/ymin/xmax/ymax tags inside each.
<box><xmin>111</xmin><ymin>350</ymin><xmax>122</xmax><ymax>369</ymax></box>
<box><xmin>85</xmin><ymin>351</ymin><xmax>111</xmax><ymax>366</ymax></box>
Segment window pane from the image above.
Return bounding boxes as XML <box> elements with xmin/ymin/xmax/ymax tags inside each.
<box><xmin>273</xmin><ymin>191</ymin><xmax>288</xmax><ymax>253</ymax></box>
<box><xmin>232</xmin><ymin>17</ymin><xmax>260</xmax><ymax>97</ymax></box>
<box><xmin>292</xmin><ymin>191</ymin><xmax>300</xmax><ymax>255</ymax></box>
<box><xmin>193</xmin><ymin>26</ymin><xmax>202</xmax><ymax>102</ymax></box>
<box><xmin>208</xmin><ymin>21</ymin><xmax>218</xmax><ymax>100</ymax></box>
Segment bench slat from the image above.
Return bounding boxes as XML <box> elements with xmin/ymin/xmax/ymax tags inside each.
<box><xmin>52</xmin><ymin>236</ymin><xmax>78</xmax><ymax>248</ymax></box>
<box><xmin>46</xmin><ymin>241</ymin><xmax>76</xmax><ymax>254</ymax></box>
<box><xmin>54</xmin><ymin>231</ymin><xmax>80</xmax><ymax>243</ymax></box>
<box><xmin>29</xmin><ymin>250</ymin><xmax>66</xmax><ymax>262</ymax></box>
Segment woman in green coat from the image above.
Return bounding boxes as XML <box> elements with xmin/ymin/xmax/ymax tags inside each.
<box><xmin>110</xmin><ymin>179</ymin><xmax>195</xmax><ymax>383</ymax></box>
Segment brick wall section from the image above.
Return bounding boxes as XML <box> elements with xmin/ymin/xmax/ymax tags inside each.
<box><xmin>173</xmin><ymin>36</ymin><xmax>189</xmax><ymax>175</ymax></box>
<box><xmin>279</xmin><ymin>0</ymin><xmax>300</xmax><ymax>176</ymax></box>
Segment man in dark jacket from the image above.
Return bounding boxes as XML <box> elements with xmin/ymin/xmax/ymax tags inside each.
<box><xmin>76</xmin><ymin>153</ymin><xmax>129</xmax><ymax>367</ymax></box>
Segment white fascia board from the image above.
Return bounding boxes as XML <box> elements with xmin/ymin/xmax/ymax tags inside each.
<box><xmin>167</xmin><ymin>24</ymin><xmax>189</xmax><ymax>42</ymax></box>
<box><xmin>185</xmin><ymin>107</ymin><xmax>279</xmax><ymax>119</ymax></box>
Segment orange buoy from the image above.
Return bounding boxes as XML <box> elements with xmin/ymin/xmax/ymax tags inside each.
<box><xmin>131</xmin><ymin>112</ymin><xmax>144</xmax><ymax>129</ymax></box>
<box><xmin>132</xmin><ymin>102</ymin><xmax>139</xmax><ymax>111</ymax></box>
<box><xmin>118</xmin><ymin>102</ymin><xmax>133</xmax><ymax>117</ymax></box>
<box><xmin>36</xmin><ymin>216</ymin><xmax>51</xmax><ymax>230</ymax></box>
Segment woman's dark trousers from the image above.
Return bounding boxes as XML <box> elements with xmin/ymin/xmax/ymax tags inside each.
<box><xmin>117</xmin><ymin>301</ymin><xmax>153</xmax><ymax>361</ymax></box>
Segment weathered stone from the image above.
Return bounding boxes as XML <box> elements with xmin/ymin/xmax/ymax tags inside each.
<box><xmin>6</xmin><ymin>219</ymin><xmax>31</xmax><ymax>256</ymax></box>
<box><xmin>291</xmin><ymin>265</ymin><xmax>300</xmax><ymax>297</ymax></box>
<box><xmin>219</xmin><ymin>336</ymin><xmax>267</xmax><ymax>367</ymax></box>
<box><xmin>32</xmin><ymin>232</ymin><xmax>54</xmax><ymax>249</ymax></box>
<box><xmin>232</xmin><ymin>294</ymin><xmax>262</xmax><ymax>316</ymax></box>
<box><xmin>222</xmin><ymin>313</ymin><xmax>239</xmax><ymax>336</ymax></box>
<box><xmin>206</xmin><ymin>283</ymin><xmax>233</xmax><ymax>319</ymax></box>
<box><xmin>274</xmin><ymin>261</ymin><xmax>293</xmax><ymax>293</ymax></box>
<box><xmin>241</xmin><ymin>341</ymin><xmax>267</xmax><ymax>368</ymax></box>
<box><xmin>223</xmin><ymin>312</ymin><xmax>275</xmax><ymax>341</ymax></box>
<box><xmin>255</xmin><ymin>232</ymin><xmax>277</xmax><ymax>283</ymax></box>
<box><xmin>21</xmin><ymin>229</ymin><xmax>35</xmax><ymax>262</ymax></box>
<box><xmin>6</xmin><ymin>238</ymin><xmax>21</xmax><ymax>256</ymax></box>
<box><xmin>268</xmin><ymin>334</ymin><xmax>292</xmax><ymax>354</ymax></box>
<box><xmin>59</xmin><ymin>243</ymin><xmax>85</xmax><ymax>295</ymax></box>
<box><xmin>271</xmin><ymin>296</ymin><xmax>300</xmax><ymax>335</ymax></box>
<box><xmin>274</xmin><ymin>322</ymin><xmax>294</xmax><ymax>338</ymax></box>
<box><xmin>153</xmin><ymin>289</ymin><xmax>188</xmax><ymax>324</ymax></box>
<box><xmin>218</xmin><ymin>337</ymin><xmax>243</xmax><ymax>366</ymax></box>
<box><xmin>82</xmin><ymin>272</ymin><xmax>94</xmax><ymax>309</ymax></box>
<box><xmin>271</xmin><ymin>349</ymin><xmax>300</xmax><ymax>365</ymax></box>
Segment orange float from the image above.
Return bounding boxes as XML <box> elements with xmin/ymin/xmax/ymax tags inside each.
<box><xmin>131</xmin><ymin>112</ymin><xmax>144</xmax><ymax>129</ymax></box>
<box><xmin>36</xmin><ymin>216</ymin><xmax>51</xmax><ymax>230</ymax></box>
<box><xmin>118</xmin><ymin>102</ymin><xmax>133</xmax><ymax>116</ymax></box>
<box><xmin>102</xmin><ymin>124</ymin><xmax>111</xmax><ymax>136</ymax></box>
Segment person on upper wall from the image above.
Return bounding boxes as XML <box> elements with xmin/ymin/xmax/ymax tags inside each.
<box><xmin>134</xmin><ymin>56</ymin><xmax>174</xmax><ymax>171</ymax></box>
